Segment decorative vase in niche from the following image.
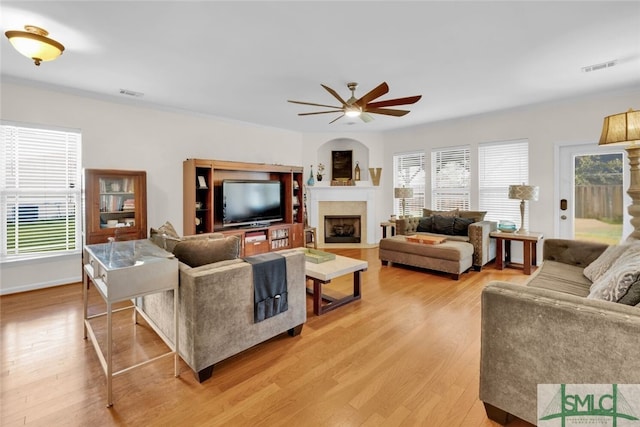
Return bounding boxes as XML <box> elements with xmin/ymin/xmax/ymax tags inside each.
<box><xmin>354</xmin><ymin>161</ymin><xmax>361</xmax><ymax>181</ymax></box>
<box><xmin>316</xmin><ymin>174</ymin><xmax>323</xmax><ymax>182</ymax></box>
<box><xmin>307</xmin><ymin>166</ymin><xmax>315</xmax><ymax>186</ymax></box>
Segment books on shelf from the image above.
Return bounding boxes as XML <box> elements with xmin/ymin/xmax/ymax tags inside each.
<box><xmin>122</xmin><ymin>198</ymin><xmax>135</xmax><ymax>210</ymax></box>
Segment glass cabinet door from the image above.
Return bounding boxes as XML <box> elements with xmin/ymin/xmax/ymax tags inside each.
<box><xmin>99</xmin><ymin>177</ymin><xmax>137</xmax><ymax>229</ymax></box>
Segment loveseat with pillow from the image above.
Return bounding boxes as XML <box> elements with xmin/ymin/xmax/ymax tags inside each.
<box><xmin>138</xmin><ymin>222</ymin><xmax>307</xmax><ymax>382</ymax></box>
<box><xmin>479</xmin><ymin>238</ymin><xmax>640</xmax><ymax>425</ymax></box>
<box><xmin>380</xmin><ymin>209</ymin><xmax>497</xmax><ymax>272</ymax></box>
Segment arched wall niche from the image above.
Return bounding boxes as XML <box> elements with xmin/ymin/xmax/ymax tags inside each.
<box><xmin>316</xmin><ymin>138</ymin><xmax>370</xmax><ymax>182</ymax></box>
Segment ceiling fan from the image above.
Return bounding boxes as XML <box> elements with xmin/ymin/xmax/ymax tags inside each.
<box><xmin>288</xmin><ymin>81</ymin><xmax>422</xmax><ymax>124</ymax></box>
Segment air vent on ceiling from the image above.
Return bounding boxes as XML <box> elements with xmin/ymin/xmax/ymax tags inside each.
<box><xmin>581</xmin><ymin>60</ymin><xmax>617</xmax><ymax>73</ymax></box>
<box><xmin>119</xmin><ymin>88</ymin><xmax>144</xmax><ymax>97</ymax></box>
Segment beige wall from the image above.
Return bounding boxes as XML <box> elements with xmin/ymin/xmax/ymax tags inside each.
<box><xmin>383</xmin><ymin>87</ymin><xmax>640</xmax><ymax>259</ymax></box>
<box><xmin>1</xmin><ymin>81</ymin><xmax>303</xmax><ymax>294</ymax></box>
<box><xmin>2</xmin><ymin>81</ymin><xmax>639</xmax><ymax>293</ymax></box>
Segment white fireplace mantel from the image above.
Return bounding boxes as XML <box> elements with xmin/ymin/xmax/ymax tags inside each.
<box><xmin>307</xmin><ymin>186</ymin><xmax>377</xmax><ymax>245</ymax></box>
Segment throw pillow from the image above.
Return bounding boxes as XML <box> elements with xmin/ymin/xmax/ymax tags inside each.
<box><xmin>423</xmin><ymin>208</ymin><xmax>459</xmax><ymax>218</ymax></box>
<box><xmin>458</xmin><ymin>210</ymin><xmax>487</xmax><ymax>223</ymax></box>
<box><xmin>453</xmin><ymin>217</ymin><xmax>475</xmax><ymax>236</ymax></box>
<box><xmin>149</xmin><ymin>221</ymin><xmax>182</xmax><ymax>251</ymax></box>
<box><xmin>618</xmin><ymin>278</ymin><xmax>640</xmax><ymax>306</ymax></box>
<box><xmin>173</xmin><ymin>235</ymin><xmax>241</xmax><ymax>268</ymax></box>
<box><xmin>416</xmin><ymin>216</ymin><xmax>433</xmax><ymax>232</ymax></box>
<box><xmin>583</xmin><ymin>243</ymin><xmax>636</xmax><ymax>282</ymax></box>
<box><xmin>587</xmin><ymin>245</ymin><xmax>640</xmax><ymax>302</ymax></box>
<box><xmin>432</xmin><ymin>215</ymin><xmax>456</xmax><ymax>235</ymax></box>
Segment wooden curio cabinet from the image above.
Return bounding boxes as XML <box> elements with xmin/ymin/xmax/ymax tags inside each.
<box><xmin>83</xmin><ymin>169</ymin><xmax>147</xmax><ymax>245</ymax></box>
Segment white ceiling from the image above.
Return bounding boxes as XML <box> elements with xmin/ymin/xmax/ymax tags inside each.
<box><xmin>2</xmin><ymin>1</ymin><xmax>640</xmax><ymax>133</ymax></box>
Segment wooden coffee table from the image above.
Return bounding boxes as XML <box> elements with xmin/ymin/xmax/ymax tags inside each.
<box><xmin>304</xmin><ymin>254</ymin><xmax>368</xmax><ymax>315</ymax></box>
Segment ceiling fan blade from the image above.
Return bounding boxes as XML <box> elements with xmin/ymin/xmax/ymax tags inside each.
<box><xmin>366</xmin><ymin>95</ymin><xmax>422</xmax><ymax>109</ymax></box>
<box><xmin>355</xmin><ymin>82</ymin><xmax>389</xmax><ymax>107</ymax></box>
<box><xmin>298</xmin><ymin>110</ymin><xmax>344</xmax><ymax>116</ymax></box>
<box><xmin>366</xmin><ymin>108</ymin><xmax>411</xmax><ymax>117</ymax></box>
<box><xmin>288</xmin><ymin>100</ymin><xmax>342</xmax><ymax>109</ymax></box>
<box><xmin>321</xmin><ymin>84</ymin><xmax>348</xmax><ymax>106</ymax></box>
<box><xmin>360</xmin><ymin>112</ymin><xmax>374</xmax><ymax>123</ymax></box>
<box><xmin>329</xmin><ymin>114</ymin><xmax>345</xmax><ymax>124</ymax></box>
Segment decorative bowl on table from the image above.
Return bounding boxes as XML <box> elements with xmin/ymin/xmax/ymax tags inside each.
<box><xmin>498</xmin><ymin>221</ymin><xmax>517</xmax><ymax>233</ymax></box>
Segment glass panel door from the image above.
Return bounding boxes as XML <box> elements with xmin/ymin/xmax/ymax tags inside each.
<box><xmin>558</xmin><ymin>143</ymin><xmax>629</xmax><ymax>244</ymax></box>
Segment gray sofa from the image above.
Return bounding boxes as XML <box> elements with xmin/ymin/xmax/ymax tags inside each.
<box><xmin>389</xmin><ymin>211</ymin><xmax>497</xmax><ymax>269</ymax></box>
<box><xmin>480</xmin><ymin>238</ymin><xmax>640</xmax><ymax>425</ymax></box>
<box><xmin>139</xmin><ymin>231</ymin><xmax>307</xmax><ymax>382</ymax></box>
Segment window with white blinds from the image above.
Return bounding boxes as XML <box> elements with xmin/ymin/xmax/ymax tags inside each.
<box><xmin>393</xmin><ymin>151</ymin><xmax>425</xmax><ymax>217</ymax></box>
<box><xmin>431</xmin><ymin>146</ymin><xmax>470</xmax><ymax>211</ymax></box>
<box><xmin>478</xmin><ymin>139</ymin><xmax>529</xmax><ymax>226</ymax></box>
<box><xmin>1</xmin><ymin>123</ymin><xmax>82</xmax><ymax>260</ymax></box>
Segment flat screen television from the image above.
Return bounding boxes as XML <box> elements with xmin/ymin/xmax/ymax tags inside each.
<box><xmin>222</xmin><ymin>179</ymin><xmax>283</xmax><ymax>227</ymax></box>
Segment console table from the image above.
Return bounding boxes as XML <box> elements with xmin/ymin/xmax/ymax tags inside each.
<box><xmin>83</xmin><ymin>239</ymin><xmax>179</xmax><ymax>407</ymax></box>
<box><xmin>490</xmin><ymin>231</ymin><xmax>544</xmax><ymax>275</ymax></box>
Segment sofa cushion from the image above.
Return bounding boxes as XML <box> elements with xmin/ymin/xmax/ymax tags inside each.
<box><xmin>416</xmin><ymin>216</ymin><xmax>433</xmax><ymax>232</ymax></box>
<box><xmin>618</xmin><ymin>278</ymin><xmax>640</xmax><ymax>306</ymax></box>
<box><xmin>587</xmin><ymin>245</ymin><xmax>640</xmax><ymax>302</ymax></box>
<box><xmin>458</xmin><ymin>210</ymin><xmax>487</xmax><ymax>223</ymax></box>
<box><xmin>453</xmin><ymin>217</ymin><xmax>475</xmax><ymax>236</ymax></box>
<box><xmin>527</xmin><ymin>261</ymin><xmax>592</xmax><ymax>297</ymax></box>
<box><xmin>150</xmin><ymin>221</ymin><xmax>182</xmax><ymax>252</ymax></box>
<box><xmin>423</xmin><ymin>208</ymin><xmax>459</xmax><ymax>218</ymax></box>
<box><xmin>583</xmin><ymin>243</ymin><xmax>633</xmax><ymax>282</ymax></box>
<box><xmin>173</xmin><ymin>235</ymin><xmax>241</xmax><ymax>268</ymax></box>
<box><xmin>380</xmin><ymin>235</ymin><xmax>473</xmax><ymax>261</ymax></box>
<box><xmin>432</xmin><ymin>215</ymin><xmax>455</xmax><ymax>234</ymax></box>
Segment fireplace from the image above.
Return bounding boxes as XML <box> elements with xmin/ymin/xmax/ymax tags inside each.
<box><xmin>307</xmin><ymin>186</ymin><xmax>376</xmax><ymax>246</ymax></box>
<box><xmin>324</xmin><ymin>215</ymin><xmax>361</xmax><ymax>243</ymax></box>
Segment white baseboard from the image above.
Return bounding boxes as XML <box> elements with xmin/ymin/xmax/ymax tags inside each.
<box><xmin>0</xmin><ymin>276</ymin><xmax>81</xmax><ymax>296</ymax></box>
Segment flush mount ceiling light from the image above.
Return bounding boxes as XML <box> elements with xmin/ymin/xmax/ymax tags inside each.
<box><xmin>5</xmin><ymin>25</ymin><xmax>65</xmax><ymax>66</ymax></box>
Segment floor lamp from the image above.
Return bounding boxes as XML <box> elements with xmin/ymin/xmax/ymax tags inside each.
<box><xmin>508</xmin><ymin>184</ymin><xmax>539</xmax><ymax>234</ymax></box>
<box><xmin>394</xmin><ymin>187</ymin><xmax>413</xmax><ymax>218</ymax></box>
<box><xmin>599</xmin><ymin>108</ymin><xmax>640</xmax><ymax>241</ymax></box>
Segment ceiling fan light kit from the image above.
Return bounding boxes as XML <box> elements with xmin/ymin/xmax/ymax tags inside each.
<box><xmin>4</xmin><ymin>25</ymin><xmax>65</xmax><ymax>66</ymax></box>
<box><xmin>288</xmin><ymin>81</ymin><xmax>421</xmax><ymax>124</ymax></box>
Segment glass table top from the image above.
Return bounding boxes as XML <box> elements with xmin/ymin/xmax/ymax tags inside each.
<box><xmin>85</xmin><ymin>239</ymin><xmax>174</xmax><ymax>270</ymax></box>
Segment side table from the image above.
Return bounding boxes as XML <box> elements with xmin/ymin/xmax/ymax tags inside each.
<box><xmin>490</xmin><ymin>231</ymin><xmax>544</xmax><ymax>275</ymax></box>
<box><xmin>83</xmin><ymin>239</ymin><xmax>179</xmax><ymax>407</ymax></box>
<box><xmin>380</xmin><ymin>221</ymin><xmax>396</xmax><ymax>239</ymax></box>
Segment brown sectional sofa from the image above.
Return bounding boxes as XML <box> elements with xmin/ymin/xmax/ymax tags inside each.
<box><xmin>480</xmin><ymin>238</ymin><xmax>640</xmax><ymax>425</ymax></box>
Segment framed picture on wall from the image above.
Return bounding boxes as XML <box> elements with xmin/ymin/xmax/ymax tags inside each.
<box><xmin>332</xmin><ymin>150</ymin><xmax>353</xmax><ymax>180</ymax></box>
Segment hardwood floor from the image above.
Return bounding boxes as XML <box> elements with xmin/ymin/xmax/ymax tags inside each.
<box><xmin>1</xmin><ymin>248</ymin><xmax>535</xmax><ymax>427</ymax></box>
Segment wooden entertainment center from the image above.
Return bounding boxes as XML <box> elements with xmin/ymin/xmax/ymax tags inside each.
<box><xmin>183</xmin><ymin>159</ymin><xmax>305</xmax><ymax>256</ymax></box>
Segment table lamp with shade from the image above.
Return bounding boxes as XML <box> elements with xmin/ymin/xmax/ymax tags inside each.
<box><xmin>394</xmin><ymin>187</ymin><xmax>413</xmax><ymax>218</ymax></box>
<box><xmin>508</xmin><ymin>184</ymin><xmax>539</xmax><ymax>234</ymax></box>
<box><xmin>598</xmin><ymin>108</ymin><xmax>640</xmax><ymax>241</ymax></box>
